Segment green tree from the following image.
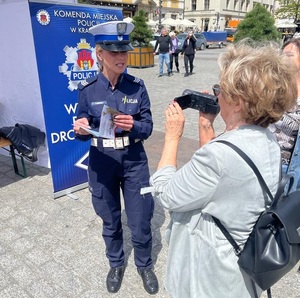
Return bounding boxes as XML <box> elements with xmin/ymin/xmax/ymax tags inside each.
<box><xmin>275</xmin><ymin>0</ymin><xmax>300</xmax><ymax>22</ymax></box>
<box><xmin>130</xmin><ymin>10</ymin><xmax>153</xmax><ymax>47</ymax></box>
<box><xmin>234</xmin><ymin>4</ymin><xmax>281</xmax><ymax>42</ymax></box>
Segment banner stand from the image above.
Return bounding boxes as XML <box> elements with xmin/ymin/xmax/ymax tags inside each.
<box><xmin>0</xmin><ymin>0</ymin><xmax>122</xmax><ymax>199</ymax></box>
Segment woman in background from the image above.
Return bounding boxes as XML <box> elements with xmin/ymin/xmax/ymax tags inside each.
<box><xmin>180</xmin><ymin>30</ymin><xmax>196</xmax><ymax>77</ymax></box>
<box><xmin>270</xmin><ymin>38</ymin><xmax>300</xmax><ymax>274</ymax></box>
<box><xmin>270</xmin><ymin>38</ymin><xmax>300</xmax><ymax>192</ymax></box>
<box><xmin>169</xmin><ymin>31</ymin><xmax>180</xmax><ymax>73</ymax></box>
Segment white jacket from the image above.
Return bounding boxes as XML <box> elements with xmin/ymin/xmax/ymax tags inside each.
<box><xmin>150</xmin><ymin>125</ymin><xmax>281</xmax><ymax>298</ymax></box>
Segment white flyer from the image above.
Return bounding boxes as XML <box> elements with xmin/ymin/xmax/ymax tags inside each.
<box><xmin>98</xmin><ymin>104</ymin><xmax>118</xmax><ymax>138</ymax></box>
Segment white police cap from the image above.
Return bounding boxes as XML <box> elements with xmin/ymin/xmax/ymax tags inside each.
<box><xmin>89</xmin><ymin>21</ymin><xmax>134</xmax><ymax>52</ymax></box>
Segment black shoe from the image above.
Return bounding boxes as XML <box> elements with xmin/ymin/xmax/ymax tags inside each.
<box><xmin>184</xmin><ymin>73</ymin><xmax>189</xmax><ymax>77</ymax></box>
<box><xmin>158</xmin><ymin>74</ymin><xmax>163</xmax><ymax>77</ymax></box>
<box><xmin>177</xmin><ymin>68</ymin><xmax>180</xmax><ymax>73</ymax></box>
<box><xmin>106</xmin><ymin>265</ymin><xmax>125</xmax><ymax>293</ymax></box>
<box><xmin>189</xmin><ymin>72</ymin><xmax>193</xmax><ymax>75</ymax></box>
<box><xmin>137</xmin><ymin>268</ymin><xmax>159</xmax><ymax>295</ymax></box>
<box><xmin>168</xmin><ymin>72</ymin><xmax>173</xmax><ymax>76</ymax></box>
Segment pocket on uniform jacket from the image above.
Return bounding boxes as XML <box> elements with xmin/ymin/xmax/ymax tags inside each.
<box><xmin>88</xmin><ymin>101</ymin><xmax>107</xmax><ymax>117</ymax></box>
<box><xmin>118</xmin><ymin>102</ymin><xmax>141</xmax><ymax>115</ymax></box>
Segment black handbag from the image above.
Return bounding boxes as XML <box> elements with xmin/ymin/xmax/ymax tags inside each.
<box><xmin>212</xmin><ymin>140</ymin><xmax>300</xmax><ymax>296</ymax></box>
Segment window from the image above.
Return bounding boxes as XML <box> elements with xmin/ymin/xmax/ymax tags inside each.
<box><xmin>246</xmin><ymin>0</ymin><xmax>250</xmax><ymax>9</ymax></box>
<box><xmin>204</xmin><ymin>0</ymin><xmax>210</xmax><ymax>10</ymax></box>
<box><xmin>226</xmin><ymin>0</ymin><xmax>230</xmax><ymax>9</ymax></box>
<box><xmin>192</xmin><ymin>0</ymin><xmax>196</xmax><ymax>11</ymax></box>
<box><xmin>234</xmin><ymin>0</ymin><xmax>238</xmax><ymax>10</ymax></box>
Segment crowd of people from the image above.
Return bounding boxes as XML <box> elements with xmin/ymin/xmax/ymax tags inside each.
<box><xmin>153</xmin><ymin>28</ymin><xmax>197</xmax><ymax>77</ymax></box>
<box><xmin>73</xmin><ymin>20</ymin><xmax>300</xmax><ymax>297</ymax></box>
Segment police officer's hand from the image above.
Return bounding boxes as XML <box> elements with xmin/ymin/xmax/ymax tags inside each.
<box><xmin>113</xmin><ymin>114</ymin><xmax>134</xmax><ymax>132</ymax></box>
<box><xmin>73</xmin><ymin>117</ymin><xmax>91</xmax><ymax>135</ymax></box>
<box><xmin>165</xmin><ymin>102</ymin><xmax>185</xmax><ymax>141</ymax></box>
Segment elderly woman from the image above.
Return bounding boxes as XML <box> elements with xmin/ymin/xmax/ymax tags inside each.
<box><xmin>150</xmin><ymin>41</ymin><xmax>297</xmax><ymax>298</ymax></box>
<box><xmin>169</xmin><ymin>31</ymin><xmax>180</xmax><ymax>73</ymax></box>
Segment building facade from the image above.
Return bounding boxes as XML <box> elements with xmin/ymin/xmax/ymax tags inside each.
<box><xmin>81</xmin><ymin>0</ymin><xmax>279</xmax><ymax>32</ymax></box>
<box><xmin>149</xmin><ymin>0</ymin><xmax>278</xmax><ymax>31</ymax></box>
<box><xmin>183</xmin><ymin>0</ymin><xmax>277</xmax><ymax>31</ymax></box>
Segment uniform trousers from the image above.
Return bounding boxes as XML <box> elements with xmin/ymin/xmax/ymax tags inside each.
<box><xmin>88</xmin><ymin>139</ymin><xmax>154</xmax><ymax>269</ymax></box>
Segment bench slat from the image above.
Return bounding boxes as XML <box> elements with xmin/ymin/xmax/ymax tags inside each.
<box><xmin>0</xmin><ymin>138</ymin><xmax>12</xmax><ymax>147</ymax></box>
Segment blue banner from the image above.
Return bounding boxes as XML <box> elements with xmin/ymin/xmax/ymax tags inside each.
<box><xmin>29</xmin><ymin>1</ymin><xmax>122</xmax><ymax>196</ymax></box>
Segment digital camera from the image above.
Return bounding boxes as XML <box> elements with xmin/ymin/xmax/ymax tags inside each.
<box><xmin>174</xmin><ymin>89</ymin><xmax>220</xmax><ymax>114</ymax></box>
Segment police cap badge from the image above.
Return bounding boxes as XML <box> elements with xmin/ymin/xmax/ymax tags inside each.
<box><xmin>89</xmin><ymin>21</ymin><xmax>134</xmax><ymax>52</ymax></box>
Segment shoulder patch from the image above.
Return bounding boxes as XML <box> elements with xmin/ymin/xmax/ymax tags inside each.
<box><xmin>124</xmin><ymin>73</ymin><xmax>144</xmax><ymax>86</ymax></box>
<box><xmin>78</xmin><ymin>76</ymin><xmax>98</xmax><ymax>90</ymax></box>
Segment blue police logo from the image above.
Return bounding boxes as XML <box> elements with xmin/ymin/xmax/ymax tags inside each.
<box><xmin>58</xmin><ymin>39</ymin><xmax>98</xmax><ymax>91</ymax></box>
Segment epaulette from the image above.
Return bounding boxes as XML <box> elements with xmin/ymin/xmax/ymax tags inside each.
<box><xmin>124</xmin><ymin>73</ymin><xmax>144</xmax><ymax>86</ymax></box>
<box><xmin>78</xmin><ymin>76</ymin><xmax>98</xmax><ymax>90</ymax></box>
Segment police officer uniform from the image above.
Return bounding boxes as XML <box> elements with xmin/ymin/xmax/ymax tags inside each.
<box><xmin>75</xmin><ymin>21</ymin><xmax>158</xmax><ymax>295</ymax></box>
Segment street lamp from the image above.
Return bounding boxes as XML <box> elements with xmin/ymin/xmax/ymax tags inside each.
<box><xmin>216</xmin><ymin>12</ymin><xmax>220</xmax><ymax>31</ymax></box>
<box><xmin>158</xmin><ymin>0</ymin><xmax>162</xmax><ymax>31</ymax></box>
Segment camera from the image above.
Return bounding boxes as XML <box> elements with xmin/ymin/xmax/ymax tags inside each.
<box><xmin>174</xmin><ymin>89</ymin><xmax>220</xmax><ymax>114</ymax></box>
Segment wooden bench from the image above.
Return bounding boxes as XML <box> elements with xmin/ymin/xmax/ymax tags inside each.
<box><xmin>0</xmin><ymin>137</ymin><xmax>27</xmax><ymax>177</ymax></box>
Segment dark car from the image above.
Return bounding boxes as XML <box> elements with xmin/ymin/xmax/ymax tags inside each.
<box><xmin>177</xmin><ymin>33</ymin><xmax>207</xmax><ymax>51</ymax></box>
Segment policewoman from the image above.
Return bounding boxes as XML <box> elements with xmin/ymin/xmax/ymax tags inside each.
<box><xmin>73</xmin><ymin>21</ymin><xmax>158</xmax><ymax>295</ymax></box>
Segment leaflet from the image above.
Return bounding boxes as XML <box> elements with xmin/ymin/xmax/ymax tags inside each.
<box><xmin>99</xmin><ymin>104</ymin><xmax>118</xmax><ymax>139</ymax></box>
<box><xmin>75</xmin><ymin>126</ymin><xmax>102</xmax><ymax>137</ymax></box>
<box><xmin>73</xmin><ymin>105</ymin><xmax>121</xmax><ymax>138</ymax></box>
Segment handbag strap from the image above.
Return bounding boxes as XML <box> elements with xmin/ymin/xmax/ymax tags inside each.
<box><xmin>212</xmin><ymin>140</ymin><xmax>274</xmax><ymax>297</ymax></box>
<box><xmin>216</xmin><ymin>140</ymin><xmax>294</xmax><ymax>204</ymax></box>
<box><xmin>215</xmin><ymin>140</ymin><xmax>274</xmax><ymax>200</ymax></box>
<box><xmin>211</xmin><ymin>139</ymin><xmax>273</xmax><ymax>254</ymax></box>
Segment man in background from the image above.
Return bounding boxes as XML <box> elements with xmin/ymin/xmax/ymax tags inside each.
<box><xmin>154</xmin><ymin>28</ymin><xmax>173</xmax><ymax>77</ymax></box>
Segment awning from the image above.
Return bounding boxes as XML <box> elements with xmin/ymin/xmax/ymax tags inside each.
<box><xmin>275</xmin><ymin>19</ymin><xmax>297</xmax><ymax>28</ymax></box>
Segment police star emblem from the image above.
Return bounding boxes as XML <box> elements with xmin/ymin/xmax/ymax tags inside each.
<box><xmin>117</xmin><ymin>22</ymin><xmax>127</xmax><ymax>41</ymax></box>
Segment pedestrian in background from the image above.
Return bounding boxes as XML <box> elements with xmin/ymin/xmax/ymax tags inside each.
<box><xmin>279</xmin><ymin>37</ymin><xmax>300</xmax><ymax>276</ymax></box>
<box><xmin>169</xmin><ymin>31</ymin><xmax>180</xmax><ymax>73</ymax></box>
<box><xmin>154</xmin><ymin>27</ymin><xmax>173</xmax><ymax>77</ymax></box>
<box><xmin>269</xmin><ymin>38</ymin><xmax>300</xmax><ymax>193</ymax></box>
<box><xmin>180</xmin><ymin>30</ymin><xmax>197</xmax><ymax>77</ymax></box>
<box><xmin>270</xmin><ymin>38</ymin><xmax>300</xmax><ymax>274</ymax></box>
<box><xmin>149</xmin><ymin>40</ymin><xmax>297</xmax><ymax>298</ymax></box>
<box><xmin>73</xmin><ymin>21</ymin><xmax>158</xmax><ymax>295</ymax></box>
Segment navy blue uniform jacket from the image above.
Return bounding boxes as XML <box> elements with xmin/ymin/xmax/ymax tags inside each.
<box><xmin>76</xmin><ymin>72</ymin><xmax>153</xmax><ymax>141</ymax></box>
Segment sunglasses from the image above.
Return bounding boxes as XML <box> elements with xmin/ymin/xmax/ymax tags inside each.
<box><xmin>212</xmin><ymin>84</ymin><xmax>220</xmax><ymax>96</ymax></box>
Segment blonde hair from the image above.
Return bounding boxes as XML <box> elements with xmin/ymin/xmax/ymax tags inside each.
<box><xmin>218</xmin><ymin>39</ymin><xmax>298</xmax><ymax>127</ymax></box>
<box><xmin>95</xmin><ymin>44</ymin><xmax>103</xmax><ymax>72</ymax></box>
